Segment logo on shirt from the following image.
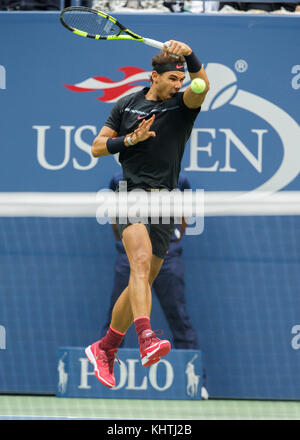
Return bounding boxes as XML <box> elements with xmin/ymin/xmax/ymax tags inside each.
<box><xmin>122</xmin><ymin>105</ymin><xmax>180</xmax><ymax>121</ymax></box>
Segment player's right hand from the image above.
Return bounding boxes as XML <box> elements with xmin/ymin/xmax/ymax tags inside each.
<box><xmin>163</xmin><ymin>40</ymin><xmax>192</xmax><ymax>57</ymax></box>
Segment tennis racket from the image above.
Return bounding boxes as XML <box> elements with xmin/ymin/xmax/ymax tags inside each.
<box><xmin>60</xmin><ymin>6</ymin><xmax>170</xmax><ymax>52</ymax></box>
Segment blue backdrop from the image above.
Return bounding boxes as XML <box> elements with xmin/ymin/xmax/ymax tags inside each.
<box><xmin>0</xmin><ymin>12</ymin><xmax>299</xmax><ymax>192</ymax></box>
<box><xmin>0</xmin><ymin>12</ymin><xmax>300</xmax><ymax>399</ymax></box>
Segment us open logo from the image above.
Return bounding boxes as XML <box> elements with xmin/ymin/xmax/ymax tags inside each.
<box><xmin>63</xmin><ymin>63</ymin><xmax>300</xmax><ymax>199</ymax></box>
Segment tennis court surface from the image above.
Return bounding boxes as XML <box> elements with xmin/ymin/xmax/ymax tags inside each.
<box><xmin>0</xmin><ymin>395</ymin><xmax>300</xmax><ymax>420</ymax></box>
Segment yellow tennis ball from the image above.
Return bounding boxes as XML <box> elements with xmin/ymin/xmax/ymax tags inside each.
<box><xmin>191</xmin><ymin>78</ymin><xmax>206</xmax><ymax>94</ymax></box>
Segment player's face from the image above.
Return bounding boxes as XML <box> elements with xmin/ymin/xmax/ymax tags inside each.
<box><xmin>154</xmin><ymin>71</ymin><xmax>185</xmax><ymax>100</ymax></box>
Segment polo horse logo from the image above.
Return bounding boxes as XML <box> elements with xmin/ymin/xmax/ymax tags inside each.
<box><xmin>185</xmin><ymin>354</ymin><xmax>200</xmax><ymax>398</ymax></box>
<box><xmin>58</xmin><ymin>352</ymin><xmax>68</xmax><ymax>394</ymax></box>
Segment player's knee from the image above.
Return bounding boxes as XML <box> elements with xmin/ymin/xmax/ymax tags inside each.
<box><xmin>130</xmin><ymin>251</ymin><xmax>151</xmax><ymax>277</ymax></box>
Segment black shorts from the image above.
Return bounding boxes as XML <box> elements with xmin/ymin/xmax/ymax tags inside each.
<box><xmin>115</xmin><ymin>217</ymin><xmax>174</xmax><ymax>259</ymax></box>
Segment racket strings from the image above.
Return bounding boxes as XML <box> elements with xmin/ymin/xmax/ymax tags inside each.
<box><xmin>62</xmin><ymin>11</ymin><xmax>120</xmax><ymax>37</ymax></box>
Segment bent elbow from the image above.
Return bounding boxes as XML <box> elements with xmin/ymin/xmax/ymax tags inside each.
<box><xmin>91</xmin><ymin>145</ymin><xmax>98</xmax><ymax>157</ymax></box>
<box><xmin>91</xmin><ymin>139</ymin><xmax>104</xmax><ymax>158</ymax></box>
<box><xmin>91</xmin><ymin>136</ymin><xmax>108</xmax><ymax>157</ymax></box>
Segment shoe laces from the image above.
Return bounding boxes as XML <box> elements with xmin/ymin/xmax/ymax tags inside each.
<box><xmin>98</xmin><ymin>348</ymin><xmax>120</xmax><ymax>373</ymax></box>
<box><xmin>140</xmin><ymin>329</ymin><xmax>163</xmax><ymax>347</ymax></box>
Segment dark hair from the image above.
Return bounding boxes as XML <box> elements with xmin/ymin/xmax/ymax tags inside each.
<box><xmin>152</xmin><ymin>51</ymin><xmax>185</xmax><ymax>69</ymax></box>
<box><xmin>149</xmin><ymin>52</ymin><xmax>185</xmax><ymax>83</ymax></box>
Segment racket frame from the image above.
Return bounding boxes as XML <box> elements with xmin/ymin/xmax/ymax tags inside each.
<box><xmin>60</xmin><ymin>6</ymin><xmax>164</xmax><ymax>50</ymax></box>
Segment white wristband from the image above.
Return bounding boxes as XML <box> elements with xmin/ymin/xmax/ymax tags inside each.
<box><xmin>126</xmin><ymin>136</ymin><xmax>135</xmax><ymax>146</ymax></box>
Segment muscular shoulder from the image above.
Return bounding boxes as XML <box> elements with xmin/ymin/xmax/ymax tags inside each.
<box><xmin>114</xmin><ymin>89</ymin><xmax>144</xmax><ymax>110</ymax></box>
<box><xmin>105</xmin><ymin>90</ymin><xmax>143</xmax><ymax>132</ymax></box>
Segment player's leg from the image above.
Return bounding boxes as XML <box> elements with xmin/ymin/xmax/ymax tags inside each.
<box><xmin>111</xmin><ymin>217</ymin><xmax>173</xmax><ymax>334</ymax></box>
<box><xmin>96</xmin><ymin>222</ymin><xmax>152</xmax><ymax>340</ymax></box>
<box><xmin>112</xmin><ymin>235</ymin><xmax>174</xmax><ymax>366</ymax></box>
<box><xmin>132</xmin><ymin>220</ymin><xmax>175</xmax><ymax>366</ymax></box>
<box><xmin>107</xmin><ymin>231</ymin><xmax>170</xmax><ymax>367</ymax></box>
<box><xmin>121</xmin><ymin>222</ymin><xmax>153</xmax><ymax>319</ymax></box>
<box><xmin>107</xmin><ymin>250</ymin><xmax>163</xmax><ymax>332</ymax></box>
<box><xmin>111</xmin><ymin>225</ymin><xmax>161</xmax><ymax>342</ymax></box>
<box><xmin>85</xmin><ymin>223</ymin><xmax>170</xmax><ymax>386</ymax></box>
<box><xmin>136</xmin><ymin>253</ymin><xmax>172</xmax><ymax>366</ymax></box>
<box><xmin>85</xmin><ymin>223</ymin><xmax>151</xmax><ymax>389</ymax></box>
<box><xmin>100</xmin><ymin>255</ymin><xmax>130</xmax><ymax>341</ymax></box>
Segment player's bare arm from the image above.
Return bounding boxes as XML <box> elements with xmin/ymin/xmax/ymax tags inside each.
<box><xmin>163</xmin><ymin>40</ymin><xmax>209</xmax><ymax>109</ymax></box>
<box><xmin>91</xmin><ymin>115</ymin><xmax>156</xmax><ymax>158</ymax></box>
<box><xmin>91</xmin><ymin>126</ymin><xmax>118</xmax><ymax>157</ymax></box>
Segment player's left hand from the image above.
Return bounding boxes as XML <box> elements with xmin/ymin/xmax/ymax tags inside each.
<box><xmin>163</xmin><ymin>40</ymin><xmax>192</xmax><ymax>57</ymax></box>
<box><xmin>131</xmin><ymin>114</ymin><xmax>156</xmax><ymax>144</ymax></box>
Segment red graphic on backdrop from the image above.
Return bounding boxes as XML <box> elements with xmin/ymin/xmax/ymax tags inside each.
<box><xmin>64</xmin><ymin>66</ymin><xmax>151</xmax><ymax>103</ymax></box>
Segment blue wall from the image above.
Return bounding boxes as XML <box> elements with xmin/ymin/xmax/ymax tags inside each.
<box><xmin>0</xmin><ymin>12</ymin><xmax>299</xmax><ymax>192</ymax></box>
<box><xmin>1</xmin><ymin>216</ymin><xmax>300</xmax><ymax>399</ymax></box>
<box><xmin>0</xmin><ymin>12</ymin><xmax>300</xmax><ymax>399</ymax></box>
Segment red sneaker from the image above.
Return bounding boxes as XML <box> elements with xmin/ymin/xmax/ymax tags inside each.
<box><xmin>85</xmin><ymin>341</ymin><xmax>118</xmax><ymax>389</ymax></box>
<box><xmin>139</xmin><ymin>330</ymin><xmax>171</xmax><ymax>367</ymax></box>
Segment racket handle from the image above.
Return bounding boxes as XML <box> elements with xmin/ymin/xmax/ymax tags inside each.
<box><xmin>143</xmin><ymin>39</ymin><xmax>178</xmax><ymax>59</ymax></box>
<box><xmin>143</xmin><ymin>38</ymin><xmax>168</xmax><ymax>50</ymax></box>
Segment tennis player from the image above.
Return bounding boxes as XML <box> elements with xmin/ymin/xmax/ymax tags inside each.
<box><xmin>85</xmin><ymin>40</ymin><xmax>209</xmax><ymax>388</ymax></box>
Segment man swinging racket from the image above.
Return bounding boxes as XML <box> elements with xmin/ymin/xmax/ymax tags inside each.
<box><xmin>85</xmin><ymin>40</ymin><xmax>209</xmax><ymax>389</ymax></box>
